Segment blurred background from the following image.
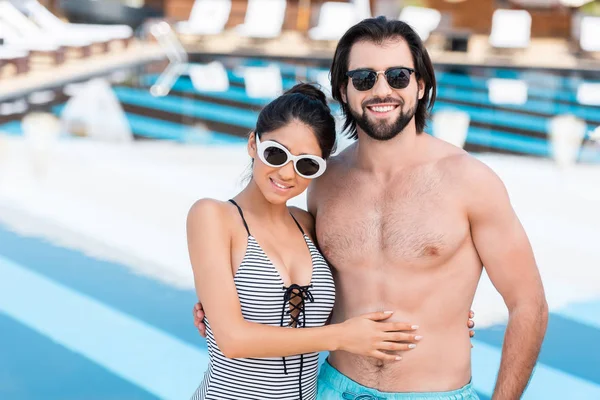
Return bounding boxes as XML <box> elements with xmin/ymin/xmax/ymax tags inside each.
<box><xmin>0</xmin><ymin>0</ymin><xmax>599</xmax><ymax>399</ymax></box>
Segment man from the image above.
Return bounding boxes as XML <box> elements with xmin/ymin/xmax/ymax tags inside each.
<box><xmin>195</xmin><ymin>16</ymin><xmax>548</xmax><ymax>400</ymax></box>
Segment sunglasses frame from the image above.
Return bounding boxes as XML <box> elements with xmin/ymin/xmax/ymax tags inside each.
<box><xmin>346</xmin><ymin>67</ymin><xmax>416</xmax><ymax>91</ymax></box>
<box><xmin>255</xmin><ymin>134</ymin><xmax>327</xmax><ymax>179</ymax></box>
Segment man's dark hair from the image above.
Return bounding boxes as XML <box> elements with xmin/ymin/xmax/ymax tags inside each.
<box><xmin>330</xmin><ymin>16</ymin><xmax>437</xmax><ymax>139</ymax></box>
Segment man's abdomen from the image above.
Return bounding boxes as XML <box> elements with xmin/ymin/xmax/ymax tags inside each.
<box><xmin>328</xmin><ymin>327</ymin><xmax>473</xmax><ymax>392</ymax></box>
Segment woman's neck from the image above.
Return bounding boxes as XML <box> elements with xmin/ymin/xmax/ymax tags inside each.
<box><xmin>234</xmin><ymin>179</ymin><xmax>290</xmax><ymax>225</ymax></box>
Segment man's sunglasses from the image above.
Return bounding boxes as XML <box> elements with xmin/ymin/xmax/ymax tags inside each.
<box><xmin>256</xmin><ymin>135</ymin><xmax>327</xmax><ymax>179</ymax></box>
<box><xmin>346</xmin><ymin>67</ymin><xmax>415</xmax><ymax>91</ymax></box>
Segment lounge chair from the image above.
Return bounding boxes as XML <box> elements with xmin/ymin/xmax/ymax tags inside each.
<box><xmin>0</xmin><ymin>46</ymin><xmax>30</xmax><ymax>76</ymax></box>
<box><xmin>489</xmin><ymin>9</ymin><xmax>531</xmax><ymax>50</ymax></box>
<box><xmin>547</xmin><ymin>114</ymin><xmax>587</xmax><ymax>167</ymax></box>
<box><xmin>235</xmin><ymin>0</ymin><xmax>287</xmax><ymax>39</ymax></box>
<box><xmin>398</xmin><ymin>6</ymin><xmax>442</xmax><ymax>42</ymax></box>
<box><xmin>243</xmin><ymin>65</ymin><xmax>282</xmax><ymax>98</ymax></box>
<box><xmin>576</xmin><ymin>82</ymin><xmax>600</xmax><ymax>106</ymax></box>
<box><xmin>488</xmin><ymin>78</ymin><xmax>528</xmax><ymax>105</ymax></box>
<box><xmin>580</xmin><ymin>15</ymin><xmax>600</xmax><ymax>53</ymax></box>
<box><xmin>0</xmin><ymin>20</ymin><xmax>66</xmax><ymax>65</ymax></box>
<box><xmin>0</xmin><ymin>1</ymin><xmax>95</xmax><ymax>57</ymax></box>
<box><xmin>21</xmin><ymin>0</ymin><xmax>133</xmax><ymax>50</ymax></box>
<box><xmin>432</xmin><ymin>109</ymin><xmax>470</xmax><ymax>149</ymax></box>
<box><xmin>188</xmin><ymin>61</ymin><xmax>230</xmax><ymax>92</ymax></box>
<box><xmin>308</xmin><ymin>2</ymin><xmax>358</xmax><ymax>42</ymax></box>
<box><xmin>176</xmin><ymin>0</ymin><xmax>231</xmax><ymax>36</ymax></box>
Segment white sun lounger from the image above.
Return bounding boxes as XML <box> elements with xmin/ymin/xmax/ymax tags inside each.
<box><xmin>0</xmin><ymin>1</ymin><xmax>96</xmax><ymax>53</ymax></box>
<box><xmin>0</xmin><ymin>20</ymin><xmax>65</xmax><ymax>64</ymax></box>
<box><xmin>235</xmin><ymin>0</ymin><xmax>287</xmax><ymax>39</ymax></box>
<box><xmin>432</xmin><ymin>109</ymin><xmax>470</xmax><ymax>149</ymax></box>
<box><xmin>308</xmin><ymin>2</ymin><xmax>358</xmax><ymax>41</ymax></box>
<box><xmin>576</xmin><ymin>82</ymin><xmax>600</xmax><ymax>106</ymax></box>
<box><xmin>489</xmin><ymin>9</ymin><xmax>532</xmax><ymax>49</ymax></box>
<box><xmin>176</xmin><ymin>0</ymin><xmax>232</xmax><ymax>36</ymax></box>
<box><xmin>488</xmin><ymin>78</ymin><xmax>528</xmax><ymax>105</ymax></box>
<box><xmin>188</xmin><ymin>61</ymin><xmax>230</xmax><ymax>92</ymax></box>
<box><xmin>243</xmin><ymin>65</ymin><xmax>282</xmax><ymax>98</ymax></box>
<box><xmin>22</xmin><ymin>1</ymin><xmax>132</xmax><ymax>44</ymax></box>
<box><xmin>0</xmin><ymin>46</ymin><xmax>30</xmax><ymax>75</ymax></box>
<box><xmin>580</xmin><ymin>15</ymin><xmax>600</xmax><ymax>53</ymax></box>
<box><xmin>398</xmin><ymin>6</ymin><xmax>441</xmax><ymax>42</ymax></box>
<box><xmin>548</xmin><ymin>114</ymin><xmax>587</xmax><ymax>167</ymax></box>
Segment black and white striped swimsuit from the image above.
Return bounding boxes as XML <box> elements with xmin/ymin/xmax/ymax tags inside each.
<box><xmin>191</xmin><ymin>200</ymin><xmax>336</xmax><ymax>400</ymax></box>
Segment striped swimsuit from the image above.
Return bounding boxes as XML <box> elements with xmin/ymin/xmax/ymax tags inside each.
<box><xmin>191</xmin><ymin>200</ymin><xmax>336</xmax><ymax>400</ymax></box>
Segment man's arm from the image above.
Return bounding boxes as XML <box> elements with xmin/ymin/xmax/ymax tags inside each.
<box><xmin>466</xmin><ymin>160</ymin><xmax>548</xmax><ymax>400</ymax></box>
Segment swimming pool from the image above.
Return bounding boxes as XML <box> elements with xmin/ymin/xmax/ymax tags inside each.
<box><xmin>0</xmin><ymin>55</ymin><xmax>599</xmax><ymax>161</ymax></box>
<box><xmin>1</xmin><ymin>203</ymin><xmax>600</xmax><ymax>399</ymax></box>
<box><xmin>1</xmin><ymin>57</ymin><xmax>600</xmax><ymax>399</ymax></box>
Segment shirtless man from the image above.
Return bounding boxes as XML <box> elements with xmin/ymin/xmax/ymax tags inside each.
<box><xmin>195</xmin><ymin>17</ymin><xmax>548</xmax><ymax>400</ymax></box>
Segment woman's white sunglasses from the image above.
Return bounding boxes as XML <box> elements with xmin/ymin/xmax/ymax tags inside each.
<box><xmin>255</xmin><ymin>135</ymin><xmax>327</xmax><ymax>179</ymax></box>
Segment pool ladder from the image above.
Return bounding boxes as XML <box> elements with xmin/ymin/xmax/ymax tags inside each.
<box><xmin>149</xmin><ymin>21</ymin><xmax>188</xmax><ymax>97</ymax></box>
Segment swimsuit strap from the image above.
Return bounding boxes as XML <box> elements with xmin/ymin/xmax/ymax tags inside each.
<box><xmin>228</xmin><ymin>199</ymin><xmax>251</xmax><ymax>236</ymax></box>
<box><xmin>289</xmin><ymin>212</ymin><xmax>305</xmax><ymax>235</ymax></box>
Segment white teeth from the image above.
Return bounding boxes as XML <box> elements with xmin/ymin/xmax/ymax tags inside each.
<box><xmin>371</xmin><ymin>105</ymin><xmax>396</xmax><ymax>112</ymax></box>
<box><xmin>271</xmin><ymin>179</ymin><xmax>290</xmax><ymax>189</ymax></box>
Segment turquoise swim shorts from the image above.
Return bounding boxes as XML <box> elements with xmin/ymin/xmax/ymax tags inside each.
<box><xmin>317</xmin><ymin>359</ymin><xmax>480</xmax><ymax>400</ymax></box>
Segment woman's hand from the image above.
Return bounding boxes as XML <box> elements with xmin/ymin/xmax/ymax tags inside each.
<box><xmin>337</xmin><ymin>311</ymin><xmax>420</xmax><ymax>362</ymax></box>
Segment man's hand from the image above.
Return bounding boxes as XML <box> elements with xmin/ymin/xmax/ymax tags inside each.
<box><xmin>193</xmin><ymin>302</ymin><xmax>206</xmax><ymax>337</ymax></box>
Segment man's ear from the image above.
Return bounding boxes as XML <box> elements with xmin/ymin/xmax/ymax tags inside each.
<box><xmin>248</xmin><ymin>131</ymin><xmax>256</xmax><ymax>158</ymax></box>
<box><xmin>341</xmin><ymin>86</ymin><xmax>348</xmax><ymax>104</ymax></box>
<box><xmin>417</xmin><ymin>79</ymin><xmax>425</xmax><ymax>100</ymax></box>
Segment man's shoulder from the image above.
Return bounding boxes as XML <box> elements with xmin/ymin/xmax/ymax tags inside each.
<box><xmin>313</xmin><ymin>144</ymin><xmax>354</xmax><ymax>185</ymax></box>
<box><xmin>288</xmin><ymin>206</ymin><xmax>316</xmax><ymax>236</ymax></box>
<box><xmin>435</xmin><ymin>146</ymin><xmax>493</xmax><ymax>178</ymax></box>
<box><xmin>435</xmin><ymin>150</ymin><xmax>507</xmax><ymax>201</ymax></box>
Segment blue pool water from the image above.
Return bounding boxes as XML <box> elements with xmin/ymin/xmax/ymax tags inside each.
<box><xmin>0</xmin><ymin>56</ymin><xmax>599</xmax><ymax>161</ymax></box>
<box><xmin>1</xmin><ymin>222</ymin><xmax>600</xmax><ymax>399</ymax></box>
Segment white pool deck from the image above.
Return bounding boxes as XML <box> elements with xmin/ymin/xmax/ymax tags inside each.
<box><xmin>0</xmin><ymin>134</ymin><xmax>599</xmax><ymax>328</ymax></box>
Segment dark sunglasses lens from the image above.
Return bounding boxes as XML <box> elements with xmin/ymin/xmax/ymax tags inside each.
<box><xmin>386</xmin><ymin>68</ymin><xmax>411</xmax><ymax>89</ymax></box>
<box><xmin>296</xmin><ymin>158</ymin><xmax>320</xmax><ymax>176</ymax></box>
<box><xmin>352</xmin><ymin>71</ymin><xmax>377</xmax><ymax>91</ymax></box>
<box><xmin>264</xmin><ymin>146</ymin><xmax>288</xmax><ymax>166</ymax></box>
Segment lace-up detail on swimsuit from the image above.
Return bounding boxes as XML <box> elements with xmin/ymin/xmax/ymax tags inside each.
<box><xmin>191</xmin><ymin>200</ymin><xmax>335</xmax><ymax>400</ymax></box>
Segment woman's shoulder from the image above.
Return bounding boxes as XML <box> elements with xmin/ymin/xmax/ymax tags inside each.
<box><xmin>288</xmin><ymin>206</ymin><xmax>316</xmax><ymax>237</ymax></box>
<box><xmin>187</xmin><ymin>198</ymin><xmax>234</xmax><ymax>229</ymax></box>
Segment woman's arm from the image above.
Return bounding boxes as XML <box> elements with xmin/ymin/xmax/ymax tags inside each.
<box><xmin>187</xmin><ymin>199</ymin><xmax>417</xmax><ymax>361</ymax></box>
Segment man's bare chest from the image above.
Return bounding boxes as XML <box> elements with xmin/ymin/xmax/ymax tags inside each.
<box><xmin>315</xmin><ymin>177</ymin><xmax>468</xmax><ymax>267</ymax></box>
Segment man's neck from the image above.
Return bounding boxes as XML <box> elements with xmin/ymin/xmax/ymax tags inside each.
<box><xmin>355</xmin><ymin>124</ymin><xmax>420</xmax><ymax>175</ymax></box>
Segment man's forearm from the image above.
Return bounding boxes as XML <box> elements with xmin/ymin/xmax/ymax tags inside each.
<box><xmin>493</xmin><ymin>301</ymin><xmax>548</xmax><ymax>400</ymax></box>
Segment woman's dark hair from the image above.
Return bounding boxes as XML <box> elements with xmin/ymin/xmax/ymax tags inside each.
<box><xmin>330</xmin><ymin>16</ymin><xmax>437</xmax><ymax>139</ymax></box>
<box><xmin>254</xmin><ymin>83</ymin><xmax>336</xmax><ymax>159</ymax></box>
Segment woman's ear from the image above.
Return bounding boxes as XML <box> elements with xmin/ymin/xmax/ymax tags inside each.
<box><xmin>248</xmin><ymin>131</ymin><xmax>257</xmax><ymax>158</ymax></box>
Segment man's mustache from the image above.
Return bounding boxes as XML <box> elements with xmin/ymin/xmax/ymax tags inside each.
<box><xmin>362</xmin><ymin>97</ymin><xmax>404</xmax><ymax>108</ymax></box>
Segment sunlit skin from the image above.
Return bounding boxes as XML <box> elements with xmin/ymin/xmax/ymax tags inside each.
<box><xmin>187</xmin><ymin>116</ymin><xmax>427</xmax><ymax>377</ymax></box>
<box><xmin>190</xmin><ymin>37</ymin><xmax>546</xmax><ymax>396</ymax></box>
<box><xmin>307</xmin><ymin>38</ymin><xmax>547</xmax><ymax>395</ymax></box>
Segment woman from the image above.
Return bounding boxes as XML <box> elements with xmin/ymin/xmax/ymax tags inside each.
<box><xmin>187</xmin><ymin>83</ymin><xmax>424</xmax><ymax>400</ymax></box>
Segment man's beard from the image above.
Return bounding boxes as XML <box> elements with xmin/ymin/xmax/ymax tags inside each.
<box><xmin>350</xmin><ymin>99</ymin><xmax>417</xmax><ymax>141</ymax></box>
